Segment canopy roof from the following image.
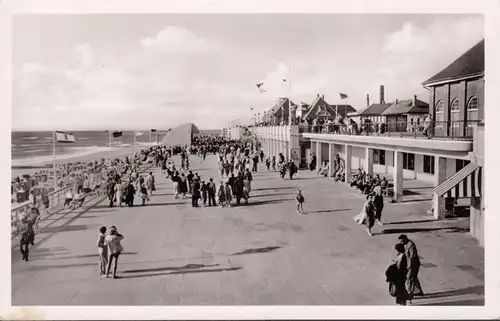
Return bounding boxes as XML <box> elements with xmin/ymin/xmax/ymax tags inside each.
<box><xmin>160</xmin><ymin>123</ymin><xmax>199</xmax><ymax>147</ymax></box>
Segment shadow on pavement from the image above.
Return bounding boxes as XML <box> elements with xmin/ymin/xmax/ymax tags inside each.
<box><xmin>253</xmin><ymin>187</ymin><xmax>295</xmax><ymax>191</ymax></box>
<box><xmin>40</xmin><ymin>252</ymin><xmax>138</xmax><ymax>260</ymax></box>
<box><xmin>245</xmin><ymin>200</ymin><xmax>288</xmax><ymax>207</ymax></box>
<box><xmin>421</xmin><ymin>285</ymin><xmax>484</xmax><ymax>299</ymax></box>
<box><xmin>231</xmin><ymin>246</ymin><xmax>281</xmax><ymax>256</ymax></box>
<box><xmin>381</xmin><ymin>227</ymin><xmax>469</xmax><ymax>235</ymax></box>
<box><xmin>123</xmin><ymin>263</ymin><xmax>219</xmax><ymax>274</ymax></box>
<box><xmin>121</xmin><ymin>267</ymin><xmax>242</xmax><ymax>279</ymax></box>
<box><xmin>24</xmin><ymin>262</ymin><xmax>98</xmax><ymax>271</ymax></box>
<box><xmin>42</xmin><ymin>224</ymin><xmax>96</xmax><ymax>234</ymax></box>
<box><xmin>417</xmin><ymin>298</ymin><xmax>484</xmax><ymax>306</ymax></box>
<box><xmin>306</xmin><ymin>209</ymin><xmax>352</xmax><ymax>214</ymax></box>
<box><xmin>252</xmin><ymin>192</ymin><xmax>296</xmax><ymax>198</ymax></box>
<box><xmin>401</xmin><ymin>198</ymin><xmax>433</xmax><ymax>203</ymax></box>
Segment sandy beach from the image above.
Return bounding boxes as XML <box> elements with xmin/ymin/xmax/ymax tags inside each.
<box><xmin>10</xmin><ymin>146</ymin><xmax>146</xmax><ymax>179</ymax></box>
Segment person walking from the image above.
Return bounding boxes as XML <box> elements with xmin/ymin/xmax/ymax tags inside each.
<box><xmin>233</xmin><ymin>175</ymin><xmax>243</xmax><ymax>205</ymax></box>
<box><xmin>179</xmin><ymin>173</ymin><xmax>188</xmax><ymax>199</ymax></box>
<box><xmin>192</xmin><ymin>178</ymin><xmax>201</xmax><ymax>207</ymax></box>
<box><xmin>17</xmin><ymin>214</ymin><xmax>34</xmax><ymax>261</ymax></box>
<box><xmin>106</xmin><ymin>180</ymin><xmax>115</xmax><ymax>208</ymax></box>
<box><xmin>265</xmin><ymin>157</ymin><xmax>271</xmax><ymax>171</ymax></box>
<box><xmin>125</xmin><ymin>180</ymin><xmax>135</xmax><ymax>207</ymax></box>
<box><xmin>208</xmin><ymin>178</ymin><xmax>216</xmax><ymax>206</ymax></box>
<box><xmin>201</xmin><ymin>180</ymin><xmax>208</xmax><ymax>206</ymax></box>
<box><xmin>104</xmin><ymin>226</ymin><xmax>124</xmax><ymax>279</ymax></box>
<box><xmin>97</xmin><ymin>226</ymin><xmax>108</xmax><ymax>278</ymax></box>
<box><xmin>272</xmin><ymin>156</ymin><xmax>277</xmax><ymax>171</ymax></box>
<box><xmin>373</xmin><ymin>184</ymin><xmax>384</xmax><ymax>225</ymax></box>
<box><xmin>146</xmin><ymin>172</ymin><xmax>156</xmax><ymax>196</ymax></box>
<box><xmin>398</xmin><ymin>234</ymin><xmax>424</xmax><ymax>303</ymax></box>
<box><xmin>259</xmin><ymin>150</ymin><xmax>264</xmax><ymax>163</ymax></box>
<box><xmin>187</xmin><ymin>170</ymin><xmax>194</xmax><ymax>194</ymax></box>
<box><xmin>115</xmin><ymin>180</ymin><xmax>123</xmax><ymax>208</ymax></box>
<box><xmin>139</xmin><ymin>183</ymin><xmax>149</xmax><ymax>206</ymax></box>
<box><xmin>217</xmin><ymin>181</ymin><xmax>226</xmax><ymax>207</ymax></box>
<box><xmin>296</xmin><ymin>190</ymin><xmax>305</xmax><ymax>214</ymax></box>
<box><xmin>386</xmin><ymin>243</ymin><xmax>409</xmax><ymax>305</ymax></box>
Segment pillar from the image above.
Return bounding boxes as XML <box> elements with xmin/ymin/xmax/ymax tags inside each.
<box><xmin>433</xmin><ymin>156</ymin><xmax>446</xmax><ymax>220</ymax></box>
<box><xmin>393</xmin><ymin>151</ymin><xmax>403</xmax><ymax>202</ymax></box>
<box><xmin>344</xmin><ymin>144</ymin><xmax>352</xmax><ymax>182</ymax></box>
<box><xmin>316</xmin><ymin>142</ymin><xmax>322</xmax><ymax>169</ymax></box>
<box><xmin>365</xmin><ymin>147</ymin><xmax>373</xmax><ymax>176</ymax></box>
<box><xmin>328</xmin><ymin>143</ymin><xmax>336</xmax><ymax>177</ymax></box>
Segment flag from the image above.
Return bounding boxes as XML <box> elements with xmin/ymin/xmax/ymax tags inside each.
<box><xmin>282</xmin><ymin>78</ymin><xmax>287</xmax><ymax>82</ymax></box>
<box><xmin>55</xmin><ymin>131</ymin><xmax>76</xmax><ymax>143</ymax></box>
<box><xmin>339</xmin><ymin>93</ymin><xmax>348</xmax><ymax>100</ymax></box>
<box><xmin>135</xmin><ymin>132</ymin><xmax>144</xmax><ymax>137</ymax></box>
<box><xmin>256</xmin><ymin>82</ymin><xmax>266</xmax><ymax>93</ymax></box>
<box><xmin>250</xmin><ymin>106</ymin><xmax>254</xmax><ymax>111</ymax></box>
<box><xmin>112</xmin><ymin>131</ymin><xmax>123</xmax><ymax>138</ymax></box>
<box><xmin>151</xmin><ymin>129</ymin><xmax>157</xmax><ymax>132</ymax></box>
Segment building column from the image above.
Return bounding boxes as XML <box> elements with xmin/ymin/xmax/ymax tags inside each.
<box><xmin>433</xmin><ymin>156</ymin><xmax>446</xmax><ymax>220</ymax></box>
<box><xmin>365</xmin><ymin>147</ymin><xmax>374</xmax><ymax>176</ymax></box>
<box><xmin>344</xmin><ymin>144</ymin><xmax>352</xmax><ymax>182</ymax></box>
<box><xmin>316</xmin><ymin>142</ymin><xmax>322</xmax><ymax>169</ymax></box>
<box><xmin>393</xmin><ymin>151</ymin><xmax>403</xmax><ymax>202</ymax></box>
<box><xmin>328</xmin><ymin>143</ymin><xmax>336</xmax><ymax>177</ymax></box>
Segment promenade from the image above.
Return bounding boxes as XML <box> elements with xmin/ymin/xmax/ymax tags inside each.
<box><xmin>11</xmin><ymin>154</ymin><xmax>484</xmax><ymax>306</ymax></box>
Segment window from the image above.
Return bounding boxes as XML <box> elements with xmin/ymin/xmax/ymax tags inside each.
<box><xmin>467</xmin><ymin>97</ymin><xmax>479</xmax><ymax>126</ymax></box>
<box><xmin>423</xmin><ymin>155</ymin><xmax>435</xmax><ymax>174</ymax></box>
<box><xmin>435</xmin><ymin>100</ymin><xmax>444</xmax><ymax>113</ymax></box>
<box><xmin>374</xmin><ymin>149</ymin><xmax>386</xmax><ymax>165</ymax></box>
<box><xmin>451</xmin><ymin>99</ymin><xmax>460</xmax><ymax>112</ymax></box>
<box><xmin>403</xmin><ymin>152</ymin><xmax>415</xmax><ymax>170</ymax></box>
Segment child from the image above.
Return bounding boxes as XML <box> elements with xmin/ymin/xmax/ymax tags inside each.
<box><xmin>97</xmin><ymin>226</ymin><xmax>108</xmax><ymax>277</ymax></box>
<box><xmin>296</xmin><ymin>190</ymin><xmax>305</xmax><ymax>214</ymax></box>
<box><xmin>265</xmin><ymin>157</ymin><xmax>271</xmax><ymax>171</ymax></box>
<box><xmin>139</xmin><ymin>183</ymin><xmax>149</xmax><ymax>206</ymax></box>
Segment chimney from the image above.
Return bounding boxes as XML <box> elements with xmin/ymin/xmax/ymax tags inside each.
<box><xmin>413</xmin><ymin>95</ymin><xmax>417</xmax><ymax>106</ymax></box>
<box><xmin>366</xmin><ymin>94</ymin><xmax>370</xmax><ymax>107</ymax></box>
<box><xmin>317</xmin><ymin>94</ymin><xmax>320</xmax><ymax>98</ymax></box>
<box><xmin>380</xmin><ymin>85</ymin><xmax>385</xmax><ymax>104</ymax></box>
<box><xmin>395</xmin><ymin>99</ymin><xmax>399</xmax><ymax>104</ymax></box>
<box><xmin>322</xmin><ymin>95</ymin><xmax>325</xmax><ymax>99</ymax></box>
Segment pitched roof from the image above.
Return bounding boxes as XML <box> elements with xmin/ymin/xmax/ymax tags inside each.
<box><xmin>381</xmin><ymin>99</ymin><xmax>429</xmax><ymax>116</ymax></box>
<box><xmin>423</xmin><ymin>39</ymin><xmax>484</xmax><ymax>85</ymax></box>
<box><xmin>267</xmin><ymin>98</ymin><xmax>297</xmax><ymax>117</ymax></box>
<box><xmin>356</xmin><ymin>103</ymin><xmax>392</xmax><ymax>116</ymax></box>
<box><xmin>302</xmin><ymin>95</ymin><xmax>356</xmax><ymax>119</ymax></box>
<box><xmin>160</xmin><ymin>123</ymin><xmax>199</xmax><ymax>147</ymax></box>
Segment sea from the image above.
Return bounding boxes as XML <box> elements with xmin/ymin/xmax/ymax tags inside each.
<box><xmin>11</xmin><ymin>130</ymin><xmax>165</xmax><ymax>167</ymax></box>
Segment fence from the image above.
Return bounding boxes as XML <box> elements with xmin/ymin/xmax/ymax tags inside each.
<box><xmin>10</xmin><ymin>159</ymin><xmax>144</xmax><ymax>238</ymax></box>
<box><xmin>298</xmin><ymin>120</ymin><xmax>480</xmax><ymax>140</ymax></box>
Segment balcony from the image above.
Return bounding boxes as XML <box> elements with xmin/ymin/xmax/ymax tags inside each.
<box><xmin>299</xmin><ymin>120</ymin><xmax>480</xmax><ymax>141</ymax></box>
<box><xmin>301</xmin><ymin>120</ymin><xmax>480</xmax><ymax>157</ymax></box>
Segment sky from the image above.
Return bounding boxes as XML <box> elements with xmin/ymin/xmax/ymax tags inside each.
<box><xmin>11</xmin><ymin>14</ymin><xmax>484</xmax><ymax>130</ymax></box>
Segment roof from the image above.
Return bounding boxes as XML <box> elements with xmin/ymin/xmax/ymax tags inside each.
<box><xmin>423</xmin><ymin>39</ymin><xmax>484</xmax><ymax>85</ymax></box>
<box><xmin>160</xmin><ymin>123</ymin><xmax>199</xmax><ymax>147</ymax></box>
<box><xmin>302</xmin><ymin>95</ymin><xmax>355</xmax><ymax>120</ymax></box>
<box><xmin>381</xmin><ymin>99</ymin><xmax>429</xmax><ymax>116</ymax></box>
<box><xmin>267</xmin><ymin>98</ymin><xmax>297</xmax><ymax>118</ymax></box>
<box><xmin>355</xmin><ymin>103</ymin><xmax>392</xmax><ymax>116</ymax></box>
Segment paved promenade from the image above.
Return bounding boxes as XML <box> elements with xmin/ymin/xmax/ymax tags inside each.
<box><xmin>11</xmin><ymin>155</ymin><xmax>484</xmax><ymax>305</ymax></box>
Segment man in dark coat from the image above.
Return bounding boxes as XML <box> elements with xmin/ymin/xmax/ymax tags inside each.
<box><xmin>207</xmin><ymin>178</ymin><xmax>216</xmax><ymax>207</ymax></box>
<box><xmin>192</xmin><ymin>179</ymin><xmax>201</xmax><ymax>207</ymax></box>
<box><xmin>187</xmin><ymin>170</ymin><xmax>194</xmax><ymax>194</ymax></box>
<box><xmin>126</xmin><ymin>181</ymin><xmax>135</xmax><ymax>207</ymax></box>
<box><xmin>106</xmin><ymin>179</ymin><xmax>116</xmax><ymax>208</ymax></box>
<box><xmin>233</xmin><ymin>175</ymin><xmax>244</xmax><ymax>205</ymax></box>
<box><xmin>398</xmin><ymin>234</ymin><xmax>424</xmax><ymax>303</ymax></box>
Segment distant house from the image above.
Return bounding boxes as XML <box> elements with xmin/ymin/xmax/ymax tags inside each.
<box><xmin>301</xmin><ymin>94</ymin><xmax>356</xmax><ymax>123</ymax></box>
<box><xmin>263</xmin><ymin>97</ymin><xmax>298</xmax><ymax>124</ymax></box>
<box><xmin>355</xmin><ymin>103</ymin><xmax>392</xmax><ymax>124</ymax></box>
<box><xmin>381</xmin><ymin>96</ymin><xmax>429</xmax><ymax>132</ymax></box>
<box><xmin>422</xmin><ymin>39</ymin><xmax>484</xmax><ymax>137</ymax></box>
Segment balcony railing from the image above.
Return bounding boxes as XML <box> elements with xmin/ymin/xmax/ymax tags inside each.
<box><xmin>299</xmin><ymin>120</ymin><xmax>480</xmax><ymax>140</ymax></box>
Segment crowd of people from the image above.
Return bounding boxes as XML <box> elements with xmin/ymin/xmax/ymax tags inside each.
<box><xmin>14</xmin><ymin>133</ymin><xmax>427</xmax><ymax>304</ymax></box>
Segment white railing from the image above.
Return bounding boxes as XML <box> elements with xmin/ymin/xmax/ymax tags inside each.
<box><xmin>10</xmin><ymin>158</ymin><xmax>148</xmax><ymax>238</ymax></box>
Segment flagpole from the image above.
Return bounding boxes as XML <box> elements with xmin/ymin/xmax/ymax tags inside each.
<box><xmin>133</xmin><ymin>130</ymin><xmax>136</xmax><ymax>149</ymax></box>
<box><xmin>108</xmin><ymin>130</ymin><xmax>112</xmax><ymax>166</ymax></box>
<box><xmin>149</xmin><ymin>130</ymin><xmax>152</xmax><ymax>144</ymax></box>
<box><xmin>52</xmin><ymin>131</ymin><xmax>57</xmax><ymax>192</ymax></box>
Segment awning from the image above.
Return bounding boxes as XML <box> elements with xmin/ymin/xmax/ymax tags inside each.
<box><xmin>434</xmin><ymin>163</ymin><xmax>482</xmax><ymax>198</ymax></box>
